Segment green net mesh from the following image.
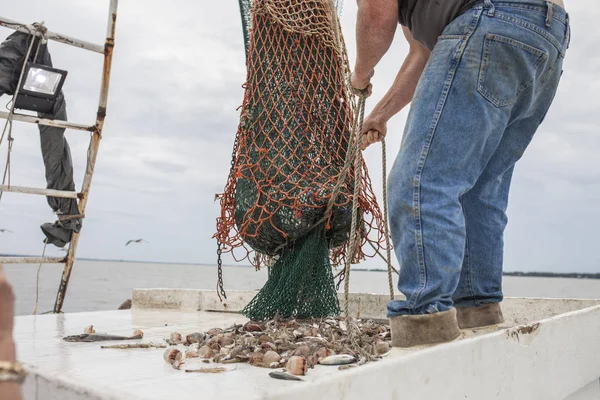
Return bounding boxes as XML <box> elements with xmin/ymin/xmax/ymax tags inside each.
<box><xmin>238</xmin><ymin>0</ymin><xmax>252</xmax><ymax>62</ymax></box>
<box><xmin>241</xmin><ymin>227</ymin><xmax>340</xmax><ymax>320</ymax></box>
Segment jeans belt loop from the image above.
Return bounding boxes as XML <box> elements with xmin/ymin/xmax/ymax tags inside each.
<box><xmin>484</xmin><ymin>0</ymin><xmax>495</xmax><ymax>17</ymax></box>
<box><xmin>565</xmin><ymin>16</ymin><xmax>571</xmax><ymax>50</ymax></box>
<box><xmin>546</xmin><ymin>2</ymin><xmax>554</xmax><ymax>28</ymax></box>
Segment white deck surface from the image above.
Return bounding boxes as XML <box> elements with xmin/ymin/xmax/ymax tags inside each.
<box><xmin>13</xmin><ymin>293</ymin><xmax>600</xmax><ymax>400</ymax></box>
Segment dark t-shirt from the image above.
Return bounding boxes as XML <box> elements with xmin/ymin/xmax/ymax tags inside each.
<box><xmin>398</xmin><ymin>0</ymin><xmax>479</xmax><ymax>50</ymax></box>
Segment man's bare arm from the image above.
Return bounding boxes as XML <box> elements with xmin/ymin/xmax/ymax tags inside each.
<box><xmin>370</xmin><ymin>26</ymin><xmax>430</xmax><ymax>122</ymax></box>
<box><xmin>359</xmin><ymin>26</ymin><xmax>430</xmax><ymax>149</ymax></box>
<box><xmin>351</xmin><ymin>0</ymin><xmax>399</xmax><ymax>89</ymax></box>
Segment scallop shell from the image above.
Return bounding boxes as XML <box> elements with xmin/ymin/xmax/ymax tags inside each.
<box><xmin>248</xmin><ymin>352</ymin><xmax>264</xmax><ymax>366</ymax></box>
<box><xmin>186</xmin><ymin>332</ymin><xmax>206</xmax><ymax>345</ymax></box>
<box><xmin>163</xmin><ymin>348</ymin><xmax>182</xmax><ymax>365</ymax></box>
<box><xmin>132</xmin><ymin>329</ymin><xmax>144</xmax><ymax>338</ymax></box>
<box><xmin>307</xmin><ymin>354</ymin><xmax>319</xmax><ymax>368</ymax></box>
<box><xmin>286</xmin><ymin>356</ymin><xmax>308</xmax><ymax>376</ymax></box>
<box><xmin>185</xmin><ymin>348</ymin><xmax>199</xmax><ymax>358</ymax></box>
<box><xmin>219</xmin><ymin>336</ymin><xmax>235</xmax><ymax>347</ymax></box>
<box><xmin>262</xmin><ymin>350</ymin><xmax>281</xmax><ymax>366</ymax></box>
<box><xmin>198</xmin><ymin>345</ymin><xmax>215</xmax><ymax>359</ymax></box>
<box><xmin>84</xmin><ymin>325</ymin><xmax>95</xmax><ymax>334</ymax></box>
<box><xmin>170</xmin><ymin>332</ymin><xmax>183</xmax><ymax>344</ymax></box>
<box><xmin>229</xmin><ymin>345</ymin><xmax>244</xmax><ymax>359</ymax></box>
<box><xmin>316</xmin><ymin>347</ymin><xmax>334</xmax><ymax>360</ymax></box>
<box><xmin>261</xmin><ymin>342</ymin><xmax>278</xmax><ymax>352</ymax></box>
<box><xmin>206</xmin><ymin>328</ymin><xmax>223</xmax><ymax>336</ymax></box>
<box><xmin>244</xmin><ymin>323</ymin><xmax>263</xmax><ymax>332</ymax></box>
<box><xmin>207</xmin><ymin>336</ymin><xmax>222</xmax><ymax>350</ymax></box>
<box><xmin>172</xmin><ymin>358</ymin><xmax>183</xmax><ymax>370</ymax></box>
<box><xmin>375</xmin><ymin>341</ymin><xmax>391</xmax><ymax>355</ymax></box>
<box><xmin>293</xmin><ymin>345</ymin><xmax>310</xmax><ymax>358</ymax></box>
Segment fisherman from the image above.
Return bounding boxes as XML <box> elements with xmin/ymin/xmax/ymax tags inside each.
<box><xmin>351</xmin><ymin>0</ymin><xmax>569</xmax><ymax>347</ymax></box>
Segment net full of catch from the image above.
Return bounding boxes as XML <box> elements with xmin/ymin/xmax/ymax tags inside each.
<box><xmin>214</xmin><ymin>0</ymin><xmax>389</xmax><ymax>320</ymax></box>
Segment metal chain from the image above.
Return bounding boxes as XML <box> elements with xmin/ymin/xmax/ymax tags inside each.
<box><xmin>215</xmin><ymin>109</ymin><xmax>243</xmax><ymax>301</ymax></box>
<box><xmin>216</xmin><ymin>240</ymin><xmax>227</xmax><ymax>301</ymax></box>
<box><xmin>335</xmin><ymin>267</ymin><xmax>345</xmax><ymax>291</ymax></box>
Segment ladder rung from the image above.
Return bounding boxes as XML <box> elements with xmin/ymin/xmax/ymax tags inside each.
<box><xmin>0</xmin><ymin>185</ymin><xmax>79</xmax><ymax>199</ymax></box>
<box><xmin>0</xmin><ymin>17</ymin><xmax>105</xmax><ymax>54</ymax></box>
<box><xmin>0</xmin><ymin>256</ymin><xmax>66</xmax><ymax>264</ymax></box>
<box><xmin>0</xmin><ymin>111</ymin><xmax>95</xmax><ymax>132</ymax></box>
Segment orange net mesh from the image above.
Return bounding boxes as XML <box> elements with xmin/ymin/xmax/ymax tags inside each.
<box><xmin>215</xmin><ymin>0</ymin><xmax>387</xmax><ymax>271</ymax></box>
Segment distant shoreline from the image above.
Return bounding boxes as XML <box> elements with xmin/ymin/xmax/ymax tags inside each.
<box><xmin>354</xmin><ymin>269</ymin><xmax>600</xmax><ymax>280</ymax></box>
<box><xmin>2</xmin><ymin>254</ymin><xmax>599</xmax><ymax>279</ymax></box>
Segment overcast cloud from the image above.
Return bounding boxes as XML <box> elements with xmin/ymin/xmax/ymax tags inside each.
<box><xmin>0</xmin><ymin>1</ymin><xmax>598</xmax><ymax>273</ymax></box>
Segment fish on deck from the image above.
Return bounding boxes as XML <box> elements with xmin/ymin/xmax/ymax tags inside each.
<box><xmin>63</xmin><ymin>329</ymin><xmax>143</xmax><ymax>342</ymax></box>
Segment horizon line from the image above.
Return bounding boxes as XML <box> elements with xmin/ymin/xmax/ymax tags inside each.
<box><xmin>1</xmin><ymin>254</ymin><xmax>599</xmax><ymax>279</ymax></box>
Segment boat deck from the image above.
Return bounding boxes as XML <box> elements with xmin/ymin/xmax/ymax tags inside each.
<box><xmin>14</xmin><ymin>290</ymin><xmax>600</xmax><ymax>400</ymax></box>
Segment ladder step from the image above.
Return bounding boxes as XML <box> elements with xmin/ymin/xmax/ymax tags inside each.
<box><xmin>0</xmin><ymin>256</ymin><xmax>66</xmax><ymax>264</ymax></box>
<box><xmin>0</xmin><ymin>111</ymin><xmax>95</xmax><ymax>132</ymax></box>
<box><xmin>0</xmin><ymin>185</ymin><xmax>79</xmax><ymax>199</ymax></box>
<box><xmin>0</xmin><ymin>17</ymin><xmax>105</xmax><ymax>54</ymax></box>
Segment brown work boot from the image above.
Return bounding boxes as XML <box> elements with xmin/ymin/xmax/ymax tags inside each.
<box><xmin>390</xmin><ymin>308</ymin><xmax>461</xmax><ymax>348</ymax></box>
<box><xmin>456</xmin><ymin>303</ymin><xmax>504</xmax><ymax>329</ymax></box>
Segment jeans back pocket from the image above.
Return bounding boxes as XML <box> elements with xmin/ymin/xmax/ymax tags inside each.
<box><xmin>478</xmin><ymin>33</ymin><xmax>548</xmax><ymax>108</ymax></box>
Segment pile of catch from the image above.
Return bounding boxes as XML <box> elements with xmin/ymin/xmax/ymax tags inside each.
<box><xmin>163</xmin><ymin>317</ymin><xmax>392</xmax><ymax>379</ymax></box>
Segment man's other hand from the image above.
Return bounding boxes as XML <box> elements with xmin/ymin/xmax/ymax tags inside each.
<box><xmin>361</xmin><ymin>113</ymin><xmax>387</xmax><ymax>150</ymax></box>
<box><xmin>350</xmin><ymin>70</ymin><xmax>374</xmax><ymax>97</ymax></box>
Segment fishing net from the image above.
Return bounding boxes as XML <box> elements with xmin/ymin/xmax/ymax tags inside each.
<box><xmin>215</xmin><ymin>0</ymin><xmax>388</xmax><ymax>320</ymax></box>
<box><xmin>237</xmin><ymin>0</ymin><xmax>344</xmax><ymax>64</ymax></box>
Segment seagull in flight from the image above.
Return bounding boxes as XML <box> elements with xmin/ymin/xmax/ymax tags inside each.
<box><xmin>0</xmin><ymin>229</ymin><xmax>13</xmax><ymax>233</ymax></box>
<box><xmin>125</xmin><ymin>239</ymin><xmax>149</xmax><ymax>246</ymax></box>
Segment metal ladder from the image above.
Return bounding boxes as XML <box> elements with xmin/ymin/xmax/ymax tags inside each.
<box><xmin>0</xmin><ymin>0</ymin><xmax>119</xmax><ymax>313</ymax></box>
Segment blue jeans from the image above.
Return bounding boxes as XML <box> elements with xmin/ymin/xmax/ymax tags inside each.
<box><xmin>387</xmin><ymin>0</ymin><xmax>570</xmax><ymax>316</ymax></box>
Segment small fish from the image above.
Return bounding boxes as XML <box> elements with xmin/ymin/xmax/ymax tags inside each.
<box><xmin>101</xmin><ymin>343</ymin><xmax>166</xmax><ymax>349</ymax></box>
<box><xmin>269</xmin><ymin>371</ymin><xmax>304</xmax><ymax>381</ymax></box>
<box><xmin>186</xmin><ymin>367</ymin><xmax>227</xmax><ymax>373</ymax></box>
<box><xmin>222</xmin><ymin>357</ymin><xmax>244</xmax><ymax>364</ymax></box>
<box><xmin>319</xmin><ymin>354</ymin><xmax>357</xmax><ymax>365</ymax></box>
<box><xmin>63</xmin><ymin>331</ymin><xmax>143</xmax><ymax>342</ymax></box>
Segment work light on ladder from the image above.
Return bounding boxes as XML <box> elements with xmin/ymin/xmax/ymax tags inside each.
<box><xmin>14</xmin><ymin>62</ymin><xmax>67</xmax><ymax>114</ymax></box>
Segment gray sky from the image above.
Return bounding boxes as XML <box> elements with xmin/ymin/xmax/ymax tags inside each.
<box><xmin>0</xmin><ymin>1</ymin><xmax>598</xmax><ymax>273</ymax></box>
